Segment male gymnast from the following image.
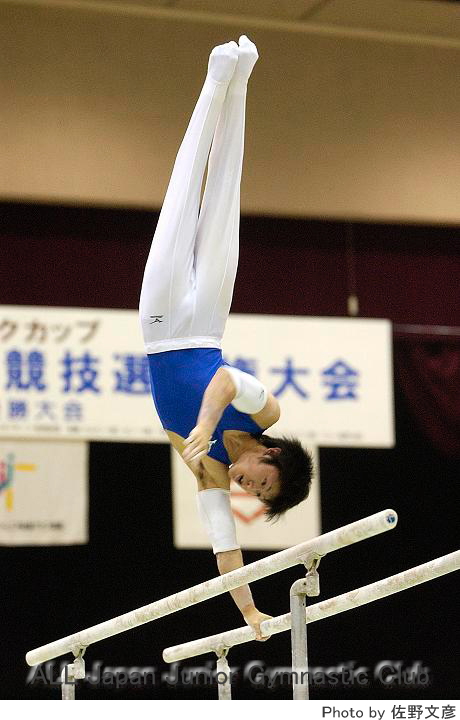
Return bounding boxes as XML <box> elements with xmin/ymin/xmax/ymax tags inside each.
<box><xmin>139</xmin><ymin>37</ymin><xmax>313</xmax><ymax>639</ymax></box>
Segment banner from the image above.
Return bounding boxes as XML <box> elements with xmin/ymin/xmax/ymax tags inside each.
<box><xmin>0</xmin><ymin>305</ymin><xmax>158</xmax><ymax>443</ymax></box>
<box><xmin>222</xmin><ymin>315</ymin><xmax>394</xmax><ymax>448</ymax></box>
<box><xmin>0</xmin><ymin>439</ymin><xmax>88</xmax><ymax>545</ymax></box>
<box><xmin>172</xmin><ymin>446</ymin><xmax>320</xmax><ymax>551</ymax></box>
<box><xmin>0</xmin><ymin>306</ymin><xmax>393</xmax><ymax>447</ymax></box>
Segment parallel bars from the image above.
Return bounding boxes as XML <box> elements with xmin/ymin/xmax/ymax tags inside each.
<box><xmin>163</xmin><ymin>549</ymin><xmax>460</xmax><ymax>663</ymax></box>
<box><xmin>26</xmin><ymin>509</ymin><xmax>396</xmax><ymax>666</ymax></box>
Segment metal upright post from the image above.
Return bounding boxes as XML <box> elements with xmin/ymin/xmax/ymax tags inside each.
<box><xmin>61</xmin><ymin>663</ymin><xmax>76</xmax><ymax>700</ymax></box>
<box><xmin>60</xmin><ymin>653</ymin><xmax>85</xmax><ymax>700</ymax></box>
<box><xmin>290</xmin><ymin>578</ymin><xmax>309</xmax><ymax>700</ymax></box>
<box><xmin>216</xmin><ymin>650</ymin><xmax>232</xmax><ymax>700</ymax></box>
<box><xmin>290</xmin><ymin>555</ymin><xmax>320</xmax><ymax>700</ymax></box>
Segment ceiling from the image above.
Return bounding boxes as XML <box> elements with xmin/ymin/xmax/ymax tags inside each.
<box><xmin>10</xmin><ymin>0</ymin><xmax>460</xmax><ymax>45</ymax></box>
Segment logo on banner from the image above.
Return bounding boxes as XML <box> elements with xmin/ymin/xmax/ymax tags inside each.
<box><xmin>230</xmin><ymin>484</ymin><xmax>266</xmax><ymax>524</ymax></box>
<box><xmin>0</xmin><ymin>453</ymin><xmax>37</xmax><ymax>511</ymax></box>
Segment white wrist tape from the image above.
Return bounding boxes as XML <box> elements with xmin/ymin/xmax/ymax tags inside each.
<box><xmin>224</xmin><ymin>366</ymin><xmax>268</xmax><ymax>414</ymax></box>
<box><xmin>196</xmin><ymin>488</ymin><xmax>240</xmax><ymax>555</ymax></box>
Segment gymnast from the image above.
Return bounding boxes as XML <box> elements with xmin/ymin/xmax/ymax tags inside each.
<box><xmin>139</xmin><ymin>37</ymin><xmax>313</xmax><ymax>639</ymax></box>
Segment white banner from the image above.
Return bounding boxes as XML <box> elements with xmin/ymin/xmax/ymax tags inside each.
<box><xmin>0</xmin><ymin>306</ymin><xmax>393</xmax><ymax>447</ymax></box>
<box><xmin>222</xmin><ymin>315</ymin><xmax>394</xmax><ymax>448</ymax></box>
<box><xmin>0</xmin><ymin>306</ymin><xmax>158</xmax><ymax>442</ymax></box>
<box><xmin>172</xmin><ymin>446</ymin><xmax>320</xmax><ymax>551</ymax></box>
<box><xmin>0</xmin><ymin>439</ymin><xmax>88</xmax><ymax>545</ymax></box>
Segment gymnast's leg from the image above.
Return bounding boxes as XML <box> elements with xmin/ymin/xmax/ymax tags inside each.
<box><xmin>191</xmin><ymin>36</ymin><xmax>258</xmax><ymax>340</ymax></box>
<box><xmin>139</xmin><ymin>42</ymin><xmax>239</xmax><ymax>351</ymax></box>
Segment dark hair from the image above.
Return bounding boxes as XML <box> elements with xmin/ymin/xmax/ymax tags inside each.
<box><xmin>251</xmin><ymin>433</ymin><xmax>314</xmax><ymax>522</ymax></box>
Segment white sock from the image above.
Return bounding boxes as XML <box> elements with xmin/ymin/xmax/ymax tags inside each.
<box><xmin>230</xmin><ymin>35</ymin><xmax>259</xmax><ymax>92</ymax></box>
<box><xmin>207</xmin><ymin>41</ymin><xmax>239</xmax><ymax>85</ymax></box>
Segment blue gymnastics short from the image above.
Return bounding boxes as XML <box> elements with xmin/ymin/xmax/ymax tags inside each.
<box><xmin>147</xmin><ymin>348</ymin><xmax>264</xmax><ymax>465</ymax></box>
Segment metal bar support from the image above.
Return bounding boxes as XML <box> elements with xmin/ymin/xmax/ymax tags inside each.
<box><xmin>60</xmin><ymin>654</ymin><xmax>85</xmax><ymax>700</ymax></box>
<box><xmin>216</xmin><ymin>650</ymin><xmax>232</xmax><ymax>700</ymax></box>
<box><xmin>290</xmin><ymin>578</ymin><xmax>309</xmax><ymax>700</ymax></box>
<box><xmin>61</xmin><ymin>663</ymin><xmax>75</xmax><ymax>700</ymax></box>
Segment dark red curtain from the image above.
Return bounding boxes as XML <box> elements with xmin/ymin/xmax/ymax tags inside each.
<box><xmin>2</xmin><ymin>202</ymin><xmax>460</xmax><ymax>457</ymax></box>
<box><xmin>394</xmin><ymin>338</ymin><xmax>460</xmax><ymax>457</ymax></box>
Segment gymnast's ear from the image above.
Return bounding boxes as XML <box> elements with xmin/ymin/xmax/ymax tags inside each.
<box><xmin>264</xmin><ymin>447</ymin><xmax>282</xmax><ymax>457</ymax></box>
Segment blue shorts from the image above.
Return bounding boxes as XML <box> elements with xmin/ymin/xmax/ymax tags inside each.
<box><xmin>147</xmin><ymin>348</ymin><xmax>264</xmax><ymax>465</ymax></box>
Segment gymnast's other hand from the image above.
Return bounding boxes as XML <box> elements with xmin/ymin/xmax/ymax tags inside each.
<box><xmin>182</xmin><ymin>423</ymin><xmax>213</xmax><ymax>463</ymax></box>
<box><xmin>243</xmin><ymin>607</ymin><xmax>272</xmax><ymax>642</ymax></box>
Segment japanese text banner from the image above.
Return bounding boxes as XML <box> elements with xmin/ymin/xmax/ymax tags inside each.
<box><xmin>222</xmin><ymin>314</ymin><xmax>394</xmax><ymax>448</ymax></box>
<box><xmin>0</xmin><ymin>306</ymin><xmax>394</xmax><ymax>447</ymax></box>
<box><xmin>0</xmin><ymin>306</ymin><xmax>159</xmax><ymax>442</ymax></box>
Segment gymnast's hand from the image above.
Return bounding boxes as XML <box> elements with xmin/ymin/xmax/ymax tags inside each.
<box><xmin>243</xmin><ymin>607</ymin><xmax>273</xmax><ymax>642</ymax></box>
<box><xmin>182</xmin><ymin>423</ymin><xmax>213</xmax><ymax>464</ymax></box>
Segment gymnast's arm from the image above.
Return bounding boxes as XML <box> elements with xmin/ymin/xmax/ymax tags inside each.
<box><xmin>182</xmin><ymin>367</ymin><xmax>272</xmax><ymax>638</ymax></box>
<box><xmin>216</xmin><ymin>549</ymin><xmax>272</xmax><ymax>641</ymax></box>
<box><xmin>182</xmin><ymin>367</ymin><xmax>236</xmax><ymax>463</ymax></box>
<box><xmin>195</xmin><ymin>472</ymin><xmax>271</xmax><ymax>640</ymax></box>
<box><xmin>182</xmin><ymin>365</ymin><xmax>270</xmax><ymax>463</ymax></box>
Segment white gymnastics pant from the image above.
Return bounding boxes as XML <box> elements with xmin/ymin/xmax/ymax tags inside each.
<box><xmin>139</xmin><ymin>51</ymin><xmax>249</xmax><ymax>354</ymax></box>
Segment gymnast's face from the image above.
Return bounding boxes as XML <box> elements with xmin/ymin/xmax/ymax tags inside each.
<box><xmin>228</xmin><ymin>447</ymin><xmax>281</xmax><ymax>501</ymax></box>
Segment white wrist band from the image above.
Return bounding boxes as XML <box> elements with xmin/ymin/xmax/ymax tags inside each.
<box><xmin>224</xmin><ymin>366</ymin><xmax>268</xmax><ymax>414</ymax></box>
<box><xmin>196</xmin><ymin>488</ymin><xmax>240</xmax><ymax>555</ymax></box>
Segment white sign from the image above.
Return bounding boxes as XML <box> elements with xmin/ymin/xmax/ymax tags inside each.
<box><xmin>172</xmin><ymin>446</ymin><xmax>320</xmax><ymax>551</ymax></box>
<box><xmin>0</xmin><ymin>440</ymin><xmax>88</xmax><ymax>545</ymax></box>
<box><xmin>0</xmin><ymin>306</ymin><xmax>393</xmax><ymax>447</ymax></box>
<box><xmin>0</xmin><ymin>305</ymin><xmax>160</xmax><ymax>442</ymax></box>
<box><xmin>222</xmin><ymin>315</ymin><xmax>394</xmax><ymax>448</ymax></box>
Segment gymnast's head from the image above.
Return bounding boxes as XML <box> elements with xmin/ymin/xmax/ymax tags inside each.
<box><xmin>228</xmin><ymin>433</ymin><xmax>314</xmax><ymax>521</ymax></box>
